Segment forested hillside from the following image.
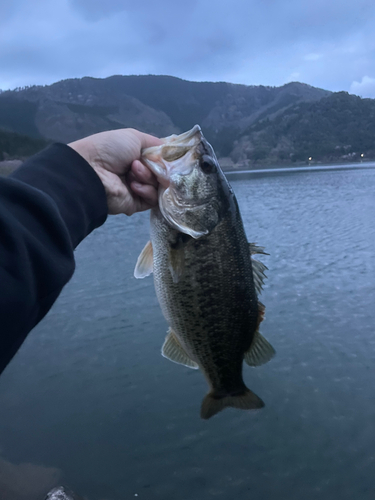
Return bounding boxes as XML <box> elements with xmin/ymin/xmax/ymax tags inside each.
<box><xmin>1</xmin><ymin>76</ymin><xmax>374</xmax><ymax>167</ymax></box>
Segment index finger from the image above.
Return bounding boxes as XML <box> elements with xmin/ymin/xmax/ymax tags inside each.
<box><xmin>130</xmin><ymin>160</ymin><xmax>158</xmax><ymax>187</ymax></box>
<box><xmin>129</xmin><ymin>129</ymin><xmax>163</xmax><ymax>151</ymax></box>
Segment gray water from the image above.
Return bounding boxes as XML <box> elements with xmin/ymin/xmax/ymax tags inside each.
<box><xmin>0</xmin><ymin>167</ymin><xmax>374</xmax><ymax>500</ymax></box>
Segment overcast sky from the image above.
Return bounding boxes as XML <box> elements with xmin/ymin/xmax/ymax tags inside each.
<box><xmin>1</xmin><ymin>0</ymin><xmax>375</xmax><ymax>97</ymax></box>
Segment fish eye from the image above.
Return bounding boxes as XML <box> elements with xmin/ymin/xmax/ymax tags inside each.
<box><xmin>200</xmin><ymin>155</ymin><xmax>216</xmax><ymax>174</ymax></box>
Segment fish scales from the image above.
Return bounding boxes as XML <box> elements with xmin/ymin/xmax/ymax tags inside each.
<box><xmin>135</xmin><ymin>125</ymin><xmax>275</xmax><ymax>419</ymax></box>
<box><xmin>151</xmin><ymin>204</ymin><xmax>258</xmax><ymax>393</ymax></box>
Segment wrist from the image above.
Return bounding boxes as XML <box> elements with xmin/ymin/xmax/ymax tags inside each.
<box><xmin>68</xmin><ymin>140</ymin><xmax>97</xmax><ymax>169</ymax></box>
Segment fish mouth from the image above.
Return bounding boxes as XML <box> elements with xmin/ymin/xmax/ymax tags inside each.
<box><xmin>141</xmin><ymin>156</ymin><xmax>170</xmax><ymax>188</ymax></box>
<box><xmin>141</xmin><ymin>125</ymin><xmax>219</xmax><ymax>239</ymax></box>
<box><xmin>141</xmin><ymin>125</ymin><xmax>203</xmax><ymax>187</ymax></box>
<box><xmin>163</xmin><ymin>125</ymin><xmax>202</xmax><ymax>146</ymax></box>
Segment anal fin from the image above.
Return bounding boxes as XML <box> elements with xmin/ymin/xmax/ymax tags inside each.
<box><xmin>162</xmin><ymin>328</ymin><xmax>198</xmax><ymax>369</ymax></box>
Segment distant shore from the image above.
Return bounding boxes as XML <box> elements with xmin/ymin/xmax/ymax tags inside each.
<box><xmin>224</xmin><ymin>161</ymin><xmax>375</xmax><ymax>178</ymax></box>
<box><xmin>2</xmin><ymin>157</ymin><xmax>375</xmax><ymax>178</ymax></box>
<box><xmin>219</xmin><ymin>157</ymin><xmax>375</xmax><ymax>172</ymax></box>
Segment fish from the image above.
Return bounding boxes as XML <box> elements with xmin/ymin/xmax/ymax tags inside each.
<box><xmin>134</xmin><ymin>125</ymin><xmax>275</xmax><ymax>419</ymax></box>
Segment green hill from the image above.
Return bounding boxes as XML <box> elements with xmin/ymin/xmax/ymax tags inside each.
<box><xmin>235</xmin><ymin>92</ymin><xmax>375</xmax><ymax>165</ymax></box>
<box><xmin>0</xmin><ymin>128</ymin><xmax>49</xmax><ymax>161</ymax></box>
<box><xmin>1</xmin><ymin>77</ymin><xmax>375</xmax><ymax>167</ymax></box>
<box><xmin>0</xmin><ymin>76</ymin><xmax>329</xmax><ymax>148</ymax></box>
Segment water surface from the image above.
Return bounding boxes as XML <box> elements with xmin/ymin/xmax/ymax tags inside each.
<box><xmin>0</xmin><ymin>167</ymin><xmax>374</xmax><ymax>500</ymax></box>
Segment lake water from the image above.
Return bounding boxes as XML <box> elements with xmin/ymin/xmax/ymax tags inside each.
<box><xmin>0</xmin><ymin>166</ymin><xmax>374</xmax><ymax>500</ymax></box>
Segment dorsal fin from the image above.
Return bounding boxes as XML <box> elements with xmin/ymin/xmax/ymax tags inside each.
<box><xmin>244</xmin><ymin>301</ymin><xmax>275</xmax><ymax>366</ymax></box>
<box><xmin>251</xmin><ymin>258</ymin><xmax>268</xmax><ymax>295</ymax></box>
<box><xmin>249</xmin><ymin>243</ymin><xmax>268</xmax><ymax>295</ymax></box>
<box><xmin>249</xmin><ymin>243</ymin><xmax>269</xmax><ymax>256</ymax></box>
<box><xmin>244</xmin><ymin>329</ymin><xmax>275</xmax><ymax>367</ymax></box>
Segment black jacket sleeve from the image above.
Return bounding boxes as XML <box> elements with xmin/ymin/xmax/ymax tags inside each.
<box><xmin>0</xmin><ymin>143</ymin><xmax>107</xmax><ymax>375</ymax></box>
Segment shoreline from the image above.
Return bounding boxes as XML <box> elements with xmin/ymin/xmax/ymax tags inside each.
<box><xmin>224</xmin><ymin>161</ymin><xmax>375</xmax><ymax>178</ymax></box>
<box><xmin>2</xmin><ymin>158</ymin><xmax>375</xmax><ymax>178</ymax></box>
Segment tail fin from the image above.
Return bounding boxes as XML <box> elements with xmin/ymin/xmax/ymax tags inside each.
<box><xmin>200</xmin><ymin>389</ymin><xmax>264</xmax><ymax>420</ymax></box>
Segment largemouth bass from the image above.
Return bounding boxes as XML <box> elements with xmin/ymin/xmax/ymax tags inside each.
<box><xmin>134</xmin><ymin>125</ymin><xmax>275</xmax><ymax>419</ymax></box>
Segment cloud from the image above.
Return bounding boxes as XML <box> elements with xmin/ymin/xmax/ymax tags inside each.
<box><xmin>304</xmin><ymin>53</ymin><xmax>323</xmax><ymax>61</ymax></box>
<box><xmin>350</xmin><ymin>76</ymin><xmax>375</xmax><ymax>98</ymax></box>
<box><xmin>1</xmin><ymin>0</ymin><xmax>375</xmax><ymax>91</ymax></box>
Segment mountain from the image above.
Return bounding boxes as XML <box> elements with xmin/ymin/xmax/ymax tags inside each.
<box><xmin>0</xmin><ymin>128</ymin><xmax>49</xmax><ymax>161</ymax></box>
<box><xmin>0</xmin><ymin>75</ymin><xmax>329</xmax><ymax>163</ymax></box>
<box><xmin>231</xmin><ymin>91</ymin><xmax>375</xmax><ymax>165</ymax></box>
<box><xmin>2</xmin><ymin>75</ymin><xmax>375</xmax><ymax>167</ymax></box>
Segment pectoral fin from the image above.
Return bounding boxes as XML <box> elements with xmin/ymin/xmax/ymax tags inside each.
<box><xmin>162</xmin><ymin>328</ymin><xmax>198</xmax><ymax>369</ymax></box>
<box><xmin>168</xmin><ymin>247</ymin><xmax>185</xmax><ymax>283</ymax></box>
<box><xmin>134</xmin><ymin>241</ymin><xmax>153</xmax><ymax>279</ymax></box>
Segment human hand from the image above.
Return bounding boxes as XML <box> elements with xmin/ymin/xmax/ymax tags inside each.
<box><xmin>69</xmin><ymin>128</ymin><xmax>162</xmax><ymax>215</ymax></box>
